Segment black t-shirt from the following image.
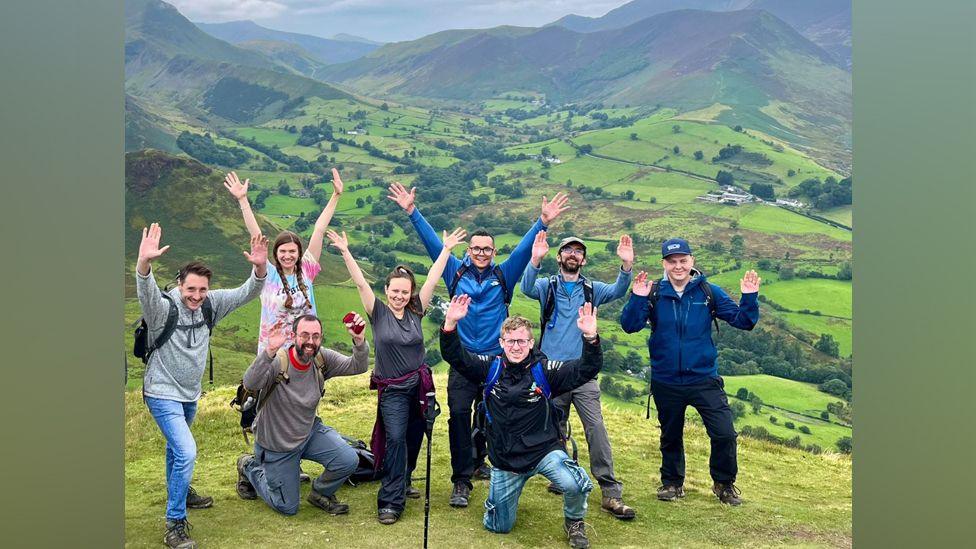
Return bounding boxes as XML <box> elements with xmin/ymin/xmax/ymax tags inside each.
<box><xmin>369</xmin><ymin>301</ymin><xmax>425</xmax><ymax>379</ymax></box>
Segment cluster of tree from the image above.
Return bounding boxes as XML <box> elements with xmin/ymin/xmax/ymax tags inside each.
<box><xmin>716</xmin><ymin>170</ymin><xmax>734</xmax><ymax>186</ymax></box>
<box><xmin>503</xmin><ymin>106</ymin><xmax>550</xmax><ymax>121</ymax></box>
<box><xmin>819</xmin><ymin>377</ymin><xmax>850</xmax><ymax>398</ymax></box>
<box><xmin>787</xmin><ymin>176</ymin><xmax>852</xmax><ymax>210</ymax></box>
<box><xmin>176</xmin><ymin>132</ymin><xmax>251</xmax><ymax>167</ymax></box>
<box><xmin>739</xmin><ymin>425</ymin><xmax>825</xmax><ymax>455</ymax></box>
<box><xmin>370</xmin><ymin>161</ymin><xmax>494</xmax><ymax>231</ymax></box>
<box><xmin>756</xmin><ymin>260</ymin><xmax>852</xmax><ymax>282</ymax></box>
<box><xmin>711</xmin><ymin>144</ymin><xmax>772</xmax><ymax>166</ymax></box>
<box><xmin>224</xmin><ymin>132</ymin><xmax>314</xmax><ymax>173</ymax></box>
<box><xmin>452</xmin><ymin>141</ymin><xmax>514</xmax><ymax>163</ymax></box>
<box><xmin>827</xmin><ymin>401</ymin><xmax>853</xmax><ymax>424</ymax></box>
<box><xmin>599</xmin><ymin>375</ymin><xmax>644</xmax><ymax>401</ymax></box>
<box><xmin>733</xmin><ymin>387</ymin><xmax>765</xmax><ymax>413</ymax></box>
<box><xmin>750</xmin><ymin>182</ymin><xmax>776</xmax><ymax>200</ymax></box>
<box><xmin>296</xmin><ymin>121</ymin><xmax>334</xmax><ymax>146</ymax></box>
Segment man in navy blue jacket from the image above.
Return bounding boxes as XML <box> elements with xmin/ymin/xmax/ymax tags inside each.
<box><xmin>620</xmin><ymin>238</ymin><xmax>761</xmax><ymax>506</ymax></box>
<box><xmin>387</xmin><ymin>181</ymin><xmax>570</xmax><ymax>508</ymax></box>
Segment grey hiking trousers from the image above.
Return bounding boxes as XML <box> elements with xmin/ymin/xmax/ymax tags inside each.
<box><xmin>553</xmin><ymin>377</ymin><xmax>623</xmax><ymax>499</ymax></box>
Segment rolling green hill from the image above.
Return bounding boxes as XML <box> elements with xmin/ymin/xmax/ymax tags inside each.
<box><xmin>195</xmin><ymin>20</ymin><xmax>381</xmax><ymax>65</ymax></box>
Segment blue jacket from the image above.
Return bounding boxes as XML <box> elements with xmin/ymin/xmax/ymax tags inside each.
<box><xmin>408</xmin><ymin>208</ymin><xmax>546</xmax><ymax>354</ymax></box>
<box><xmin>521</xmin><ymin>263</ymin><xmax>632</xmax><ymax>361</ymax></box>
<box><xmin>619</xmin><ymin>272</ymin><xmax>759</xmax><ymax>385</ymax></box>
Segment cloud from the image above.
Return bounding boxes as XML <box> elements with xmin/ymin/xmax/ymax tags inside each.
<box><xmin>169</xmin><ymin>0</ymin><xmax>289</xmax><ymax>22</ymax></box>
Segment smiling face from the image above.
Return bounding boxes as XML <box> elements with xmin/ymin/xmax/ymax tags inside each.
<box><xmin>662</xmin><ymin>253</ymin><xmax>695</xmax><ymax>286</ymax></box>
<box><xmin>294</xmin><ymin>317</ymin><xmax>323</xmax><ymax>362</ymax></box>
<box><xmin>557</xmin><ymin>244</ymin><xmax>587</xmax><ymax>274</ymax></box>
<box><xmin>178</xmin><ymin>273</ymin><xmax>210</xmax><ymax>310</ymax></box>
<box><xmin>467</xmin><ymin>234</ymin><xmax>496</xmax><ymax>270</ymax></box>
<box><xmin>500</xmin><ymin>326</ymin><xmax>534</xmax><ymax>363</ymax></box>
<box><xmin>385</xmin><ymin>277</ymin><xmax>413</xmax><ymax>313</ymax></box>
<box><xmin>275</xmin><ymin>242</ymin><xmax>300</xmax><ymax>273</ymax></box>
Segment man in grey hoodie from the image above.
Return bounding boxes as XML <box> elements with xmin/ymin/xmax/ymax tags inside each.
<box><xmin>136</xmin><ymin>222</ymin><xmax>267</xmax><ymax>549</ymax></box>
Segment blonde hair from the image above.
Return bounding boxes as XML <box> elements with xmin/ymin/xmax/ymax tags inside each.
<box><xmin>500</xmin><ymin>315</ymin><xmax>534</xmax><ymax>337</ymax></box>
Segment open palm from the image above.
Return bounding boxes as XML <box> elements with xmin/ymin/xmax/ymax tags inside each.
<box><xmin>576</xmin><ymin>302</ymin><xmax>598</xmax><ymax>337</ymax></box>
<box><xmin>138</xmin><ymin>223</ymin><xmax>170</xmax><ymax>261</ymax></box>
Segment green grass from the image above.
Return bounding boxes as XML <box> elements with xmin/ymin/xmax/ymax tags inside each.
<box><xmin>722</xmin><ymin>375</ymin><xmax>848</xmax><ymax>420</ymax></box>
<box><xmin>760</xmin><ymin>279</ymin><xmax>852</xmax><ymax>319</ymax></box>
<box><xmin>125</xmin><ymin>375</ymin><xmax>851</xmax><ymax>547</ymax></box>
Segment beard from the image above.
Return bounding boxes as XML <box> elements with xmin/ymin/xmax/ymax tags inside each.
<box><xmin>558</xmin><ymin>258</ymin><xmax>582</xmax><ymax>274</ymax></box>
<box><xmin>297</xmin><ymin>342</ymin><xmax>319</xmax><ymax>362</ymax></box>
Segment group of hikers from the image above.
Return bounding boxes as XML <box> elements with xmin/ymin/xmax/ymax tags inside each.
<box><xmin>135</xmin><ymin>169</ymin><xmax>761</xmax><ymax>549</ymax></box>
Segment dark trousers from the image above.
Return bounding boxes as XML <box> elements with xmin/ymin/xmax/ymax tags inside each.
<box><xmin>651</xmin><ymin>377</ymin><xmax>738</xmax><ymax>486</ymax></box>
<box><xmin>377</xmin><ymin>383</ymin><xmax>426</xmax><ymax>513</ymax></box>
<box><xmin>447</xmin><ymin>368</ymin><xmax>488</xmax><ymax>486</ymax></box>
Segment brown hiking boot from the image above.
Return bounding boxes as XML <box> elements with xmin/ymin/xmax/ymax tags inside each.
<box><xmin>406</xmin><ymin>484</ymin><xmax>421</xmax><ymax>499</ymax></box>
<box><xmin>307</xmin><ymin>491</ymin><xmax>350</xmax><ymax>515</ymax></box>
<box><xmin>236</xmin><ymin>454</ymin><xmax>257</xmax><ymax>500</ymax></box>
<box><xmin>564</xmin><ymin>518</ymin><xmax>590</xmax><ymax>549</ymax></box>
<box><xmin>656</xmin><ymin>484</ymin><xmax>685</xmax><ymax>501</ymax></box>
<box><xmin>713</xmin><ymin>482</ymin><xmax>742</xmax><ymax>506</ymax></box>
<box><xmin>163</xmin><ymin>518</ymin><xmax>196</xmax><ymax>549</ymax></box>
<box><xmin>185</xmin><ymin>486</ymin><xmax>213</xmax><ymax>509</ymax></box>
<box><xmin>449</xmin><ymin>481</ymin><xmax>471</xmax><ymax>508</ymax></box>
<box><xmin>601</xmin><ymin>497</ymin><xmax>636</xmax><ymax>520</ymax></box>
<box><xmin>377</xmin><ymin>508</ymin><xmax>400</xmax><ymax>525</ymax></box>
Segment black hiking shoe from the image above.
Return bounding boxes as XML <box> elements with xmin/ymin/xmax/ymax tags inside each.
<box><xmin>307</xmin><ymin>491</ymin><xmax>350</xmax><ymax>515</ymax></box>
<box><xmin>547</xmin><ymin>482</ymin><xmax>564</xmax><ymax>495</ymax></box>
<box><xmin>713</xmin><ymin>482</ymin><xmax>743</xmax><ymax>506</ymax></box>
<box><xmin>601</xmin><ymin>497</ymin><xmax>636</xmax><ymax>520</ymax></box>
<box><xmin>564</xmin><ymin>518</ymin><xmax>590</xmax><ymax>549</ymax></box>
<box><xmin>185</xmin><ymin>486</ymin><xmax>213</xmax><ymax>509</ymax></box>
<box><xmin>236</xmin><ymin>454</ymin><xmax>257</xmax><ymax>500</ymax></box>
<box><xmin>405</xmin><ymin>484</ymin><xmax>421</xmax><ymax>499</ymax></box>
<box><xmin>449</xmin><ymin>481</ymin><xmax>471</xmax><ymax>508</ymax></box>
<box><xmin>377</xmin><ymin>508</ymin><xmax>400</xmax><ymax>525</ymax></box>
<box><xmin>656</xmin><ymin>484</ymin><xmax>685</xmax><ymax>501</ymax></box>
<box><xmin>299</xmin><ymin>468</ymin><xmax>311</xmax><ymax>483</ymax></box>
<box><xmin>473</xmin><ymin>463</ymin><xmax>492</xmax><ymax>480</ymax></box>
<box><xmin>163</xmin><ymin>518</ymin><xmax>196</xmax><ymax>549</ymax></box>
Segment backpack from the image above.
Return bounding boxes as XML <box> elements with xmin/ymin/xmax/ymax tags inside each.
<box><xmin>229</xmin><ymin>350</ymin><xmax>323</xmax><ymax>445</ymax></box>
<box><xmin>341</xmin><ymin>435</ymin><xmax>385</xmax><ymax>486</ymax></box>
<box><xmin>448</xmin><ymin>263</ymin><xmax>511</xmax><ymax>305</ymax></box>
<box><xmin>133</xmin><ymin>293</ymin><xmax>216</xmax><ymax>385</ymax></box>
<box><xmin>539</xmin><ymin>275</ymin><xmax>593</xmax><ymax>345</ymax></box>
<box><xmin>643</xmin><ymin>277</ymin><xmax>719</xmax><ymax>419</ymax></box>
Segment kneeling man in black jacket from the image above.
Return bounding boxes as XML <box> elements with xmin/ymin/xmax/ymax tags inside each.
<box><xmin>440</xmin><ymin>294</ymin><xmax>603</xmax><ymax>549</ymax></box>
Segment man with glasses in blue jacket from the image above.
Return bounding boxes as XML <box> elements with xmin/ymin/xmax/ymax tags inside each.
<box><xmin>387</xmin><ymin>182</ymin><xmax>570</xmax><ymax>508</ymax></box>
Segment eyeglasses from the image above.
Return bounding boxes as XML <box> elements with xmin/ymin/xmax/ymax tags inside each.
<box><xmin>469</xmin><ymin>246</ymin><xmax>495</xmax><ymax>256</ymax></box>
<box><xmin>296</xmin><ymin>333</ymin><xmax>322</xmax><ymax>342</ymax></box>
<box><xmin>501</xmin><ymin>338</ymin><xmax>532</xmax><ymax>348</ymax></box>
<box><xmin>561</xmin><ymin>248</ymin><xmax>585</xmax><ymax>257</ymax></box>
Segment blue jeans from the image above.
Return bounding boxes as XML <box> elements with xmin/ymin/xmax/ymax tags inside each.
<box><xmin>484</xmin><ymin>450</ymin><xmax>593</xmax><ymax>534</ymax></box>
<box><xmin>144</xmin><ymin>397</ymin><xmax>198</xmax><ymax>521</ymax></box>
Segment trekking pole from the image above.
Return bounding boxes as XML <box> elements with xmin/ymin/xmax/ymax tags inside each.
<box><xmin>423</xmin><ymin>391</ymin><xmax>441</xmax><ymax>549</ymax></box>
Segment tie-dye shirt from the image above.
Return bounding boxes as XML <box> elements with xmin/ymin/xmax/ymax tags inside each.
<box><xmin>258</xmin><ymin>251</ymin><xmax>321</xmax><ymax>352</ymax></box>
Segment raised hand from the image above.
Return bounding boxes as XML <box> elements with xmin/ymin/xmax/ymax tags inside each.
<box><xmin>632</xmin><ymin>270</ymin><xmax>652</xmax><ymax>297</ymax></box>
<box><xmin>326</xmin><ymin>230</ymin><xmax>350</xmax><ymax>254</ymax></box>
<box><xmin>444</xmin><ymin>294</ymin><xmax>471</xmax><ymax>326</ymax></box>
<box><xmin>331</xmin><ymin>168</ymin><xmax>344</xmax><ymax>195</ymax></box>
<box><xmin>138</xmin><ymin>223</ymin><xmax>170</xmax><ymax>262</ymax></box>
<box><xmin>243</xmin><ymin>234</ymin><xmax>269</xmax><ymax>267</ymax></box>
<box><xmin>531</xmin><ymin>230</ymin><xmax>549</xmax><ymax>266</ymax></box>
<box><xmin>617</xmin><ymin>234</ymin><xmax>634</xmax><ymax>268</ymax></box>
<box><xmin>223</xmin><ymin>172</ymin><xmax>249</xmax><ymax>201</ymax></box>
<box><xmin>442</xmin><ymin>228</ymin><xmax>468</xmax><ymax>250</ymax></box>
<box><xmin>540</xmin><ymin>192</ymin><xmax>570</xmax><ymax>225</ymax></box>
<box><xmin>576</xmin><ymin>302</ymin><xmax>598</xmax><ymax>338</ymax></box>
<box><xmin>343</xmin><ymin>312</ymin><xmax>367</xmax><ymax>344</ymax></box>
<box><xmin>740</xmin><ymin>270</ymin><xmax>762</xmax><ymax>293</ymax></box>
<box><xmin>266</xmin><ymin>321</ymin><xmax>288</xmax><ymax>356</ymax></box>
<box><xmin>386</xmin><ymin>181</ymin><xmax>416</xmax><ymax>214</ymax></box>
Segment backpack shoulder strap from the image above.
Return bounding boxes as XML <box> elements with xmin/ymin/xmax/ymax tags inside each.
<box><xmin>581</xmin><ymin>276</ymin><xmax>594</xmax><ymax>304</ymax></box>
<box><xmin>647</xmin><ymin>280</ymin><xmax>660</xmax><ymax>330</ymax></box>
<box><xmin>448</xmin><ymin>264</ymin><xmax>467</xmax><ymax>298</ymax></box>
<box><xmin>699</xmin><ymin>282</ymin><xmax>720</xmax><ymax>333</ymax></box>
<box><xmin>255</xmin><ymin>351</ymin><xmax>291</xmax><ymax>414</ymax></box>
<box><xmin>540</xmin><ymin>275</ymin><xmax>558</xmax><ymax>334</ymax></box>
<box><xmin>147</xmin><ymin>293</ymin><xmax>180</xmax><ymax>358</ymax></box>
<box><xmin>493</xmin><ymin>265</ymin><xmax>511</xmax><ymax>305</ymax></box>
<box><xmin>530</xmin><ymin>362</ymin><xmax>551</xmax><ymax>399</ymax></box>
<box><xmin>202</xmin><ymin>297</ymin><xmax>215</xmax><ymax>333</ymax></box>
<box><xmin>482</xmin><ymin>357</ymin><xmax>505</xmax><ymax>424</ymax></box>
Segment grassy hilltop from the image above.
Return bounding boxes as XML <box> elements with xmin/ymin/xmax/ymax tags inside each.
<box><xmin>124</xmin><ymin>376</ymin><xmax>851</xmax><ymax>548</ymax></box>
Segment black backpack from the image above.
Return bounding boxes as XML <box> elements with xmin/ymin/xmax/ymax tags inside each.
<box><xmin>643</xmin><ymin>277</ymin><xmax>718</xmax><ymax>418</ymax></box>
<box><xmin>341</xmin><ymin>435</ymin><xmax>385</xmax><ymax>486</ymax></box>
<box><xmin>539</xmin><ymin>275</ymin><xmax>593</xmax><ymax>345</ymax></box>
<box><xmin>448</xmin><ymin>264</ymin><xmax>511</xmax><ymax>305</ymax></box>
<box><xmin>133</xmin><ymin>293</ymin><xmax>215</xmax><ymax>385</ymax></box>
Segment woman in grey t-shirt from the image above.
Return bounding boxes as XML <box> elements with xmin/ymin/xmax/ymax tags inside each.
<box><xmin>327</xmin><ymin>227</ymin><xmax>466</xmax><ymax>524</ymax></box>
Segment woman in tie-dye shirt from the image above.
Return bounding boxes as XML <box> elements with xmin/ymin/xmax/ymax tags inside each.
<box><xmin>224</xmin><ymin>168</ymin><xmax>344</xmax><ymax>351</ymax></box>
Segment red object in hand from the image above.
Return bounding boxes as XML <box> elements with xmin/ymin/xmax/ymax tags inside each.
<box><xmin>343</xmin><ymin>312</ymin><xmax>365</xmax><ymax>335</ymax></box>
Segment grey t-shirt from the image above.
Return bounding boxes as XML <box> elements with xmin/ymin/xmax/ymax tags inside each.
<box><xmin>369</xmin><ymin>301</ymin><xmax>425</xmax><ymax>379</ymax></box>
<box><xmin>243</xmin><ymin>342</ymin><xmax>369</xmax><ymax>452</ymax></box>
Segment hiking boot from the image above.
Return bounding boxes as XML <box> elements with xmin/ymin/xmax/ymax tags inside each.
<box><xmin>473</xmin><ymin>463</ymin><xmax>492</xmax><ymax>480</ymax></box>
<box><xmin>713</xmin><ymin>482</ymin><xmax>743</xmax><ymax>506</ymax></box>
<box><xmin>405</xmin><ymin>484</ymin><xmax>421</xmax><ymax>499</ymax></box>
<box><xmin>564</xmin><ymin>518</ymin><xmax>590</xmax><ymax>549</ymax></box>
<box><xmin>377</xmin><ymin>508</ymin><xmax>400</xmax><ymax>525</ymax></box>
<box><xmin>185</xmin><ymin>486</ymin><xmax>213</xmax><ymax>509</ymax></box>
<box><xmin>656</xmin><ymin>484</ymin><xmax>685</xmax><ymax>501</ymax></box>
<box><xmin>449</xmin><ymin>481</ymin><xmax>471</xmax><ymax>508</ymax></box>
<box><xmin>236</xmin><ymin>454</ymin><xmax>257</xmax><ymax>500</ymax></box>
<box><xmin>299</xmin><ymin>468</ymin><xmax>311</xmax><ymax>483</ymax></box>
<box><xmin>601</xmin><ymin>497</ymin><xmax>636</xmax><ymax>520</ymax></box>
<box><xmin>163</xmin><ymin>518</ymin><xmax>196</xmax><ymax>549</ymax></box>
<box><xmin>307</xmin><ymin>491</ymin><xmax>350</xmax><ymax>515</ymax></box>
<box><xmin>547</xmin><ymin>482</ymin><xmax>564</xmax><ymax>495</ymax></box>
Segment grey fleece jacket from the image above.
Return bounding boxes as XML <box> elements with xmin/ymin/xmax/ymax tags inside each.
<box><xmin>137</xmin><ymin>266</ymin><xmax>266</xmax><ymax>402</ymax></box>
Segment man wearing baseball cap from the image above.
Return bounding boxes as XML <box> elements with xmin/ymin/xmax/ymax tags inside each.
<box><xmin>620</xmin><ymin>238</ymin><xmax>761</xmax><ymax>506</ymax></box>
<box><xmin>520</xmin><ymin>232</ymin><xmax>637</xmax><ymax>519</ymax></box>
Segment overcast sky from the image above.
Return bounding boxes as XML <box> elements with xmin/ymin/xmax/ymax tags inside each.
<box><xmin>171</xmin><ymin>0</ymin><xmax>632</xmax><ymax>42</ymax></box>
